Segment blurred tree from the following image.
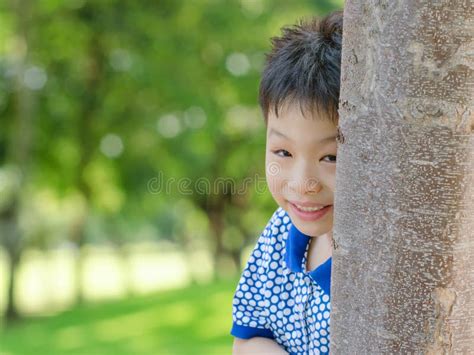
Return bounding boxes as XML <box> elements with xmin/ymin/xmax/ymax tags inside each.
<box><xmin>69</xmin><ymin>2</ymin><xmax>109</xmax><ymax>304</ymax></box>
<box><xmin>0</xmin><ymin>0</ymin><xmax>35</xmax><ymax>323</ymax></box>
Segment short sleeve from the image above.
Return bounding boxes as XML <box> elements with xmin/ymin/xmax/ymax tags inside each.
<box><xmin>230</xmin><ymin>208</ymin><xmax>285</xmax><ymax>340</ymax></box>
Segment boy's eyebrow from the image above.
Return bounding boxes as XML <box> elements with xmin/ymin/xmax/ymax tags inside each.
<box><xmin>319</xmin><ymin>134</ymin><xmax>338</xmax><ymax>143</ymax></box>
<box><xmin>269</xmin><ymin>128</ymin><xmax>338</xmax><ymax>143</ymax></box>
<box><xmin>269</xmin><ymin>128</ymin><xmax>293</xmax><ymax>141</ymax></box>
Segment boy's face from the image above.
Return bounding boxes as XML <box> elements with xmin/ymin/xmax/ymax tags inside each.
<box><xmin>265</xmin><ymin>103</ymin><xmax>338</xmax><ymax>237</ymax></box>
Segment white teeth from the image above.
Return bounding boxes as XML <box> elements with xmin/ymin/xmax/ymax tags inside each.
<box><xmin>295</xmin><ymin>204</ymin><xmax>325</xmax><ymax>212</ymax></box>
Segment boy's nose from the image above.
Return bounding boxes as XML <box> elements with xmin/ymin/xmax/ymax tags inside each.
<box><xmin>288</xmin><ymin>165</ymin><xmax>322</xmax><ymax>194</ymax></box>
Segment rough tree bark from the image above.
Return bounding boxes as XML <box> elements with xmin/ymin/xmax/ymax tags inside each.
<box><xmin>331</xmin><ymin>1</ymin><xmax>473</xmax><ymax>354</ymax></box>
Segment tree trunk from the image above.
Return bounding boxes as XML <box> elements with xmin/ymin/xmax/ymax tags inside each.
<box><xmin>1</xmin><ymin>200</ymin><xmax>21</xmax><ymax>323</ymax></box>
<box><xmin>331</xmin><ymin>1</ymin><xmax>473</xmax><ymax>353</ymax></box>
<box><xmin>1</xmin><ymin>0</ymin><xmax>35</xmax><ymax>323</ymax></box>
<box><xmin>208</xmin><ymin>202</ymin><xmax>229</xmax><ymax>278</ymax></box>
<box><xmin>70</xmin><ymin>4</ymin><xmax>105</xmax><ymax>304</ymax></box>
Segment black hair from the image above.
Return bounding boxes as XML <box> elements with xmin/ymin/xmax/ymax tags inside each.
<box><xmin>259</xmin><ymin>10</ymin><xmax>343</xmax><ymax>123</ymax></box>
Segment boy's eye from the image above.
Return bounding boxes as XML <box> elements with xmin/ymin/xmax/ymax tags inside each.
<box><xmin>273</xmin><ymin>149</ymin><xmax>292</xmax><ymax>157</ymax></box>
<box><xmin>322</xmin><ymin>155</ymin><xmax>337</xmax><ymax>163</ymax></box>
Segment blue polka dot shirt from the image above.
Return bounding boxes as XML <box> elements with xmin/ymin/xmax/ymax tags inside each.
<box><xmin>231</xmin><ymin>208</ymin><xmax>332</xmax><ymax>354</ymax></box>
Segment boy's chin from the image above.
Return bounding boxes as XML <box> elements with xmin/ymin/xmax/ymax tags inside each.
<box><xmin>289</xmin><ymin>217</ymin><xmax>332</xmax><ymax>238</ymax></box>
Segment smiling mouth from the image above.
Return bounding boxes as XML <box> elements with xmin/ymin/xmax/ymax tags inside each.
<box><xmin>293</xmin><ymin>204</ymin><xmax>327</xmax><ymax>212</ymax></box>
<box><xmin>288</xmin><ymin>202</ymin><xmax>332</xmax><ymax>221</ymax></box>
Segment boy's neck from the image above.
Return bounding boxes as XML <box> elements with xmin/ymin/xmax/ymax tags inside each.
<box><xmin>306</xmin><ymin>231</ymin><xmax>333</xmax><ymax>272</ymax></box>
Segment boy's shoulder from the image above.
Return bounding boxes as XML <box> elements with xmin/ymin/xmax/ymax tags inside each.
<box><xmin>257</xmin><ymin>207</ymin><xmax>292</xmax><ymax>255</ymax></box>
<box><xmin>267</xmin><ymin>207</ymin><xmax>291</xmax><ymax>235</ymax></box>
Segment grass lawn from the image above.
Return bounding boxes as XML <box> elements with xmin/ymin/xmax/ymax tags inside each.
<box><xmin>0</xmin><ymin>278</ymin><xmax>238</xmax><ymax>355</ymax></box>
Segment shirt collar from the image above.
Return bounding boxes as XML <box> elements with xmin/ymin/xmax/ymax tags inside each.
<box><xmin>285</xmin><ymin>223</ymin><xmax>310</xmax><ymax>273</ymax></box>
<box><xmin>285</xmin><ymin>223</ymin><xmax>332</xmax><ymax>296</ymax></box>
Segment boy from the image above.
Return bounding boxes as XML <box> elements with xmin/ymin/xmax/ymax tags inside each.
<box><xmin>231</xmin><ymin>11</ymin><xmax>343</xmax><ymax>354</ymax></box>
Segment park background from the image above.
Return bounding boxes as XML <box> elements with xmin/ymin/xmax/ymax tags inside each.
<box><xmin>0</xmin><ymin>0</ymin><xmax>342</xmax><ymax>354</ymax></box>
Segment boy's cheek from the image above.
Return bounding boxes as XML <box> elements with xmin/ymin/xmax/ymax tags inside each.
<box><xmin>323</xmin><ymin>170</ymin><xmax>337</xmax><ymax>192</ymax></box>
<box><xmin>331</xmin><ymin>175</ymin><xmax>338</xmax><ymax>192</ymax></box>
<box><xmin>265</xmin><ymin>157</ymin><xmax>287</xmax><ymax>187</ymax></box>
<box><xmin>328</xmin><ymin>180</ymin><xmax>336</xmax><ymax>192</ymax></box>
<box><xmin>266</xmin><ymin>176</ymin><xmax>285</xmax><ymax>204</ymax></box>
<box><xmin>265</xmin><ymin>175</ymin><xmax>279</xmax><ymax>196</ymax></box>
